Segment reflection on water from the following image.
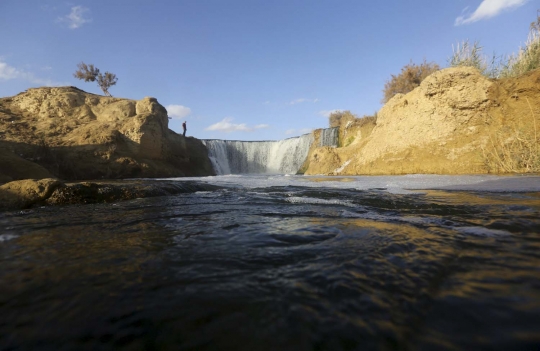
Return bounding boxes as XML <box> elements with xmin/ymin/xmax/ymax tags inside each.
<box><xmin>1</xmin><ymin>183</ymin><xmax>540</xmax><ymax>350</ymax></box>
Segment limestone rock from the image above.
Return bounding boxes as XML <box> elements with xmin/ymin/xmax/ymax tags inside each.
<box><xmin>0</xmin><ymin>149</ymin><xmax>54</xmax><ymax>183</ymax></box>
<box><xmin>0</xmin><ymin>178</ymin><xmax>62</xmax><ymax>210</ymax></box>
<box><xmin>304</xmin><ymin>67</ymin><xmax>540</xmax><ymax>175</ymax></box>
<box><xmin>0</xmin><ymin>86</ymin><xmax>214</xmax><ymax>181</ymax></box>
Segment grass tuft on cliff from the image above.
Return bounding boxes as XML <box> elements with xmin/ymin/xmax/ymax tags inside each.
<box><xmin>482</xmin><ymin>98</ymin><xmax>540</xmax><ymax>173</ymax></box>
<box><xmin>449</xmin><ymin>11</ymin><xmax>540</xmax><ymax>79</ymax></box>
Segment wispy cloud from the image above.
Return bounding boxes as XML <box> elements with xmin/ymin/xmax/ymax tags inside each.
<box><xmin>205</xmin><ymin>118</ymin><xmax>270</xmax><ymax>133</ymax></box>
<box><xmin>318</xmin><ymin>109</ymin><xmax>342</xmax><ymax>118</ymax></box>
<box><xmin>289</xmin><ymin>98</ymin><xmax>319</xmax><ymax>105</ymax></box>
<box><xmin>455</xmin><ymin>0</ymin><xmax>529</xmax><ymax>26</ymax></box>
<box><xmin>166</xmin><ymin>104</ymin><xmax>192</xmax><ymax>119</ymax></box>
<box><xmin>58</xmin><ymin>6</ymin><xmax>92</xmax><ymax>29</ymax></box>
<box><xmin>0</xmin><ymin>61</ymin><xmax>18</xmax><ymax>80</ymax></box>
<box><xmin>0</xmin><ymin>60</ymin><xmax>66</xmax><ymax>86</ymax></box>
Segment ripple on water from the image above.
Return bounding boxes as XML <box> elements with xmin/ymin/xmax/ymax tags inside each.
<box><xmin>0</xmin><ymin>183</ymin><xmax>539</xmax><ymax>350</ymax></box>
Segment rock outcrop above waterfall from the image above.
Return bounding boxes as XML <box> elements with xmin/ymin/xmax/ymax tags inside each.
<box><xmin>0</xmin><ymin>86</ymin><xmax>214</xmax><ymax>184</ymax></box>
<box><xmin>304</xmin><ymin>67</ymin><xmax>540</xmax><ymax>175</ymax></box>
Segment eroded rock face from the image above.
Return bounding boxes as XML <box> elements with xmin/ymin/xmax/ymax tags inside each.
<box><xmin>0</xmin><ymin>87</ymin><xmax>214</xmax><ymax>182</ymax></box>
<box><xmin>363</xmin><ymin>67</ymin><xmax>492</xmax><ymax>163</ymax></box>
<box><xmin>304</xmin><ymin>67</ymin><xmax>540</xmax><ymax>175</ymax></box>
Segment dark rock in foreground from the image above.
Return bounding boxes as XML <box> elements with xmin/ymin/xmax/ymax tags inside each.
<box><xmin>0</xmin><ymin>178</ymin><xmax>221</xmax><ymax>211</ymax></box>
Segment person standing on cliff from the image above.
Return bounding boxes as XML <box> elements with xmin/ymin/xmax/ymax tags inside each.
<box><xmin>182</xmin><ymin>121</ymin><xmax>187</xmax><ymax>137</ymax></box>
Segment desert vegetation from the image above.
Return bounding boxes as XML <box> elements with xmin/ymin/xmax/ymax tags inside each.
<box><xmin>73</xmin><ymin>62</ymin><xmax>118</xmax><ymax>97</ymax></box>
<box><xmin>449</xmin><ymin>11</ymin><xmax>540</xmax><ymax>78</ymax></box>
<box><xmin>327</xmin><ymin>110</ymin><xmax>377</xmax><ymax>147</ymax></box>
<box><xmin>328</xmin><ymin>110</ymin><xmax>376</xmax><ymax>128</ymax></box>
<box><xmin>381</xmin><ymin>60</ymin><xmax>440</xmax><ymax>104</ymax></box>
<box><xmin>328</xmin><ymin>110</ymin><xmax>357</xmax><ymax>128</ymax></box>
<box><xmin>482</xmin><ymin>98</ymin><xmax>540</xmax><ymax>173</ymax></box>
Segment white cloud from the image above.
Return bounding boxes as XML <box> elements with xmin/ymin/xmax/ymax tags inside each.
<box><xmin>0</xmin><ymin>60</ymin><xmax>65</xmax><ymax>86</ymax></box>
<box><xmin>205</xmin><ymin>118</ymin><xmax>270</xmax><ymax>133</ymax></box>
<box><xmin>0</xmin><ymin>61</ymin><xmax>19</xmax><ymax>80</ymax></box>
<box><xmin>455</xmin><ymin>0</ymin><xmax>529</xmax><ymax>26</ymax></box>
<box><xmin>289</xmin><ymin>98</ymin><xmax>319</xmax><ymax>105</ymax></box>
<box><xmin>58</xmin><ymin>6</ymin><xmax>92</xmax><ymax>29</ymax></box>
<box><xmin>166</xmin><ymin>104</ymin><xmax>192</xmax><ymax>119</ymax></box>
<box><xmin>318</xmin><ymin>109</ymin><xmax>342</xmax><ymax>118</ymax></box>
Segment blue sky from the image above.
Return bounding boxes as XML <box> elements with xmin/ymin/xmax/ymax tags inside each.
<box><xmin>0</xmin><ymin>0</ymin><xmax>537</xmax><ymax>140</ymax></box>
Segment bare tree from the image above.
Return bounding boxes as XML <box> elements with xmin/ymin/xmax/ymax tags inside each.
<box><xmin>73</xmin><ymin>62</ymin><xmax>118</xmax><ymax>97</ymax></box>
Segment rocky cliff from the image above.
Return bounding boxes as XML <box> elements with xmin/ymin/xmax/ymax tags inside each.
<box><xmin>0</xmin><ymin>87</ymin><xmax>214</xmax><ymax>183</ymax></box>
<box><xmin>304</xmin><ymin>67</ymin><xmax>540</xmax><ymax>175</ymax></box>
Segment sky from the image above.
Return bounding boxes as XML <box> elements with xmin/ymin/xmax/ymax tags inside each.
<box><xmin>0</xmin><ymin>0</ymin><xmax>537</xmax><ymax>141</ymax></box>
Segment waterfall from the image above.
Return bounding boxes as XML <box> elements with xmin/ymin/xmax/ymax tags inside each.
<box><xmin>202</xmin><ymin>133</ymin><xmax>314</xmax><ymax>175</ymax></box>
<box><xmin>319</xmin><ymin>127</ymin><xmax>339</xmax><ymax>147</ymax></box>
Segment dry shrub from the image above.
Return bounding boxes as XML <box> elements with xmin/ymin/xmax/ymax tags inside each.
<box><xmin>450</xmin><ymin>11</ymin><xmax>540</xmax><ymax>78</ymax></box>
<box><xmin>448</xmin><ymin>40</ymin><xmax>489</xmax><ymax>74</ymax></box>
<box><xmin>329</xmin><ymin>111</ymin><xmax>377</xmax><ymax>129</ymax></box>
<box><xmin>499</xmin><ymin>12</ymin><xmax>540</xmax><ymax>78</ymax></box>
<box><xmin>482</xmin><ymin>99</ymin><xmax>540</xmax><ymax>173</ymax></box>
<box><xmin>328</xmin><ymin>110</ymin><xmax>357</xmax><ymax>128</ymax></box>
<box><xmin>357</xmin><ymin>113</ymin><xmax>377</xmax><ymax>128</ymax></box>
<box><xmin>382</xmin><ymin>60</ymin><xmax>440</xmax><ymax>104</ymax></box>
<box><xmin>338</xmin><ymin>113</ymin><xmax>377</xmax><ymax>147</ymax></box>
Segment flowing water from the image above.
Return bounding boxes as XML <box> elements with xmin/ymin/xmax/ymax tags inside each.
<box><xmin>202</xmin><ymin>134</ymin><xmax>315</xmax><ymax>175</ymax></box>
<box><xmin>1</xmin><ymin>174</ymin><xmax>540</xmax><ymax>350</ymax></box>
<box><xmin>319</xmin><ymin>127</ymin><xmax>339</xmax><ymax>147</ymax></box>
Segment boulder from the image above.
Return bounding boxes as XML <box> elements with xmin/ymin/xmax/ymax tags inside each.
<box><xmin>0</xmin><ymin>178</ymin><xmax>62</xmax><ymax>210</ymax></box>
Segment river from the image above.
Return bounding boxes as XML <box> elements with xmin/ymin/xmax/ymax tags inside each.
<box><xmin>1</xmin><ymin>174</ymin><xmax>540</xmax><ymax>350</ymax></box>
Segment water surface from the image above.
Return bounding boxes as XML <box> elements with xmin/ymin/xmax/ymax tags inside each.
<box><xmin>1</xmin><ymin>175</ymin><xmax>540</xmax><ymax>350</ymax></box>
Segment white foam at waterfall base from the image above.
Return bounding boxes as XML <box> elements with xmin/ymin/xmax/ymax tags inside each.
<box><xmin>203</xmin><ymin>133</ymin><xmax>314</xmax><ymax>174</ymax></box>
<box><xmin>169</xmin><ymin>174</ymin><xmax>540</xmax><ymax>193</ymax></box>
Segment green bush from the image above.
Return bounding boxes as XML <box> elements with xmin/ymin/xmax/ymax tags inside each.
<box><xmin>381</xmin><ymin>60</ymin><xmax>440</xmax><ymax>104</ymax></box>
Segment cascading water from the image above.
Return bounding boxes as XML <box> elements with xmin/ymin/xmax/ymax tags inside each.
<box><xmin>203</xmin><ymin>133</ymin><xmax>314</xmax><ymax>174</ymax></box>
<box><xmin>319</xmin><ymin>127</ymin><xmax>339</xmax><ymax>147</ymax></box>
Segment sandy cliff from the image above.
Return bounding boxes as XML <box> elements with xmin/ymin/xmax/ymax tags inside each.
<box><xmin>304</xmin><ymin>67</ymin><xmax>540</xmax><ymax>175</ymax></box>
<box><xmin>0</xmin><ymin>87</ymin><xmax>214</xmax><ymax>183</ymax></box>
